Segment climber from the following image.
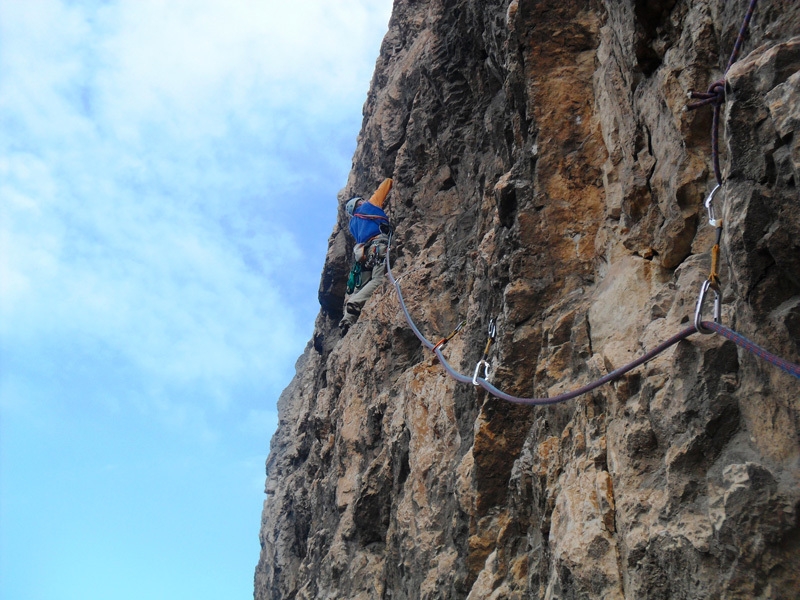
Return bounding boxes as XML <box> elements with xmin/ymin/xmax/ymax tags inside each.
<box><xmin>339</xmin><ymin>177</ymin><xmax>394</xmax><ymax>334</ymax></box>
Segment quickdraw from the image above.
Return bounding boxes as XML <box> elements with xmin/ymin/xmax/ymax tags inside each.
<box><xmin>472</xmin><ymin>318</ymin><xmax>496</xmax><ymax>385</ymax></box>
<box><xmin>378</xmin><ymin>0</ymin><xmax>800</xmax><ymax>399</ymax></box>
<box><xmin>695</xmin><ymin>184</ymin><xmax>724</xmax><ymax>335</ymax></box>
<box><xmin>433</xmin><ymin>320</ymin><xmax>466</xmax><ymax>351</ymax></box>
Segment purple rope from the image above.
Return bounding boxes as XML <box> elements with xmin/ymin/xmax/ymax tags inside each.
<box><xmin>385</xmin><ymin>240</ymin><xmax>800</xmax><ymax>405</ymax></box>
<box><xmin>385</xmin><ymin>249</ymin><xmax>436</xmax><ymax>351</ymax></box>
<box><xmin>726</xmin><ymin>0</ymin><xmax>759</xmax><ymax>72</ymax></box>
<box><xmin>702</xmin><ymin>321</ymin><xmax>800</xmax><ymax>379</ymax></box>
<box><xmin>687</xmin><ymin>0</ymin><xmax>758</xmax><ymax>185</ymax></box>
<box><xmin>711</xmin><ymin>101</ymin><xmax>723</xmax><ymax>183</ymax></box>
<box><xmin>386</xmin><ymin>242</ymin><xmax>697</xmax><ymax>404</ymax></box>
<box><xmin>439</xmin><ymin>327</ymin><xmax>698</xmax><ymax>406</ymax></box>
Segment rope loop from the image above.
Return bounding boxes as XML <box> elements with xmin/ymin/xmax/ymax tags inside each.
<box><xmin>687</xmin><ymin>79</ymin><xmax>726</xmax><ymax>110</ymax></box>
<box><xmin>685</xmin><ymin>0</ymin><xmax>759</xmax><ymax>186</ymax></box>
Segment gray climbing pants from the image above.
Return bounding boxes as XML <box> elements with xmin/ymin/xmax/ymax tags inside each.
<box><xmin>340</xmin><ymin>261</ymin><xmax>386</xmax><ymax>327</ymax></box>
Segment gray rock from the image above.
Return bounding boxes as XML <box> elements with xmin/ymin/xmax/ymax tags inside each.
<box><xmin>256</xmin><ymin>2</ymin><xmax>800</xmax><ymax>598</ymax></box>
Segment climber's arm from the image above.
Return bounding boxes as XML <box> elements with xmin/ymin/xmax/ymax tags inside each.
<box><xmin>368</xmin><ymin>178</ymin><xmax>393</xmax><ymax>208</ymax></box>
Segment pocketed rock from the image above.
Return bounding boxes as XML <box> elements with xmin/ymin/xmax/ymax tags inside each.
<box><xmin>256</xmin><ymin>2</ymin><xmax>800</xmax><ymax>599</ymax></box>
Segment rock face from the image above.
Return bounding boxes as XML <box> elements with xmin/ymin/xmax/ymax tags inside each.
<box><xmin>255</xmin><ymin>1</ymin><xmax>800</xmax><ymax>598</ymax></box>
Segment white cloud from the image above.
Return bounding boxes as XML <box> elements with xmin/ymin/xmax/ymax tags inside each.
<box><xmin>1</xmin><ymin>2</ymin><xmax>393</xmax><ymax>598</ymax></box>
<box><xmin>75</xmin><ymin>0</ymin><xmax>388</xmax><ymax>142</ymax></box>
<box><xmin>0</xmin><ymin>0</ymin><xmax>392</xmax><ymax>435</ymax></box>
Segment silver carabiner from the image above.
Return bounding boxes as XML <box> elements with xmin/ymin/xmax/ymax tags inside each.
<box><xmin>694</xmin><ymin>279</ymin><xmax>722</xmax><ymax>334</ymax></box>
<box><xmin>487</xmin><ymin>318</ymin><xmax>497</xmax><ymax>340</ymax></box>
<box><xmin>704</xmin><ymin>184</ymin><xmax>722</xmax><ymax>227</ymax></box>
<box><xmin>473</xmin><ymin>360</ymin><xmax>490</xmax><ymax>385</ymax></box>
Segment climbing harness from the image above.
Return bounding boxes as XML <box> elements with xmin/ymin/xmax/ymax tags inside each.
<box><xmin>347</xmin><ymin>233</ymin><xmax>391</xmax><ymax>295</ymax></box>
<box><xmin>353</xmin><ymin>235</ymin><xmax>387</xmax><ymax>266</ymax></box>
<box><xmin>365</xmin><ymin>234</ymin><xmax>389</xmax><ymax>269</ymax></box>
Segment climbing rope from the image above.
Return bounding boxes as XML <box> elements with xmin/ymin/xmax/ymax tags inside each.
<box><xmin>688</xmin><ymin>1</ymin><xmax>744</xmax><ymax>337</ymax></box>
<box><xmin>683</xmin><ymin>1</ymin><xmax>800</xmax><ymax>375</ymax></box>
<box><xmin>687</xmin><ymin>0</ymin><xmax>759</xmax><ymax>184</ymax></box>
<box><xmin>701</xmin><ymin>322</ymin><xmax>800</xmax><ymax>379</ymax></box>
<box><xmin>384</xmin><ymin>236</ymin><xmax>800</xmax><ymax>407</ymax></box>
<box><xmin>378</xmin><ymin>0</ymin><xmax>799</xmax><ymax>404</ymax></box>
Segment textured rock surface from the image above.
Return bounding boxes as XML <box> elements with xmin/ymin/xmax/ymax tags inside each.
<box><xmin>256</xmin><ymin>1</ymin><xmax>800</xmax><ymax>598</ymax></box>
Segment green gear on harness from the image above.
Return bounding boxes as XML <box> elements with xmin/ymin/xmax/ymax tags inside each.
<box><xmin>346</xmin><ymin>261</ymin><xmax>362</xmax><ymax>294</ymax></box>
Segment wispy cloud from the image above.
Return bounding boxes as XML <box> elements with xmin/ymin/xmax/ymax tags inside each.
<box><xmin>1</xmin><ymin>2</ymin><xmax>391</xmax><ymax>598</ymax></box>
<box><xmin>0</xmin><ymin>0</ymin><xmax>390</xmax><ymax>434</ymax></box>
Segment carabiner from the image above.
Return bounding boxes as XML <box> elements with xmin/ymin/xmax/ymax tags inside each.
<box><xmin>694</xmin><ymin>279</ymin><xmax>722</xmax><ymax>334</ymax></box>
<box><xmin>473</xmin><ymin>318</ymin><xmax>497</xmax><ymax>384</ymax></box>
<box><xmin>473</xmin><ymin>359</ymin><xmax>490</xmax><ymax>385</ymax></box>
<box><xmin>704</xmin><ymin>184</ymin><xmax>722</xmax><ymax>227</ymax></box>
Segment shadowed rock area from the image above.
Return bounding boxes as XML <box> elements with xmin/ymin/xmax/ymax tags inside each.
<box><xmin>256</xmin><ymin>1</ymin><xmax>800</xmax><ymax>598</ymax></box>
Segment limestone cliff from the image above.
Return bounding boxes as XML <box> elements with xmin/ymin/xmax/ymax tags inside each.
<box><xmin>255</xmin><ymin>1</ymin><xmax>800</xmax><ymax>598</ymax></box>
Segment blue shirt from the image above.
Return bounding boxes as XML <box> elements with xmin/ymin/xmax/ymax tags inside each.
<box><xmin>349</xmin><ymin>202</ymin><xmax>389</xmax><ymax>244</ymax></box>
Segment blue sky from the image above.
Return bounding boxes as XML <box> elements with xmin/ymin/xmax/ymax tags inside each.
<box><xmin>0</xmin><ymin>1</ymin><xmax>392</xmax><ymax>598</ymax></box>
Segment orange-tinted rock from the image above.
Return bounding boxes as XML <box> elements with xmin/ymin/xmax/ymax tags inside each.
<box><xmin>256</xmin><ymin>3</ymin><xmax>800</xmax><ymax>599</ymax></box>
